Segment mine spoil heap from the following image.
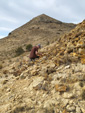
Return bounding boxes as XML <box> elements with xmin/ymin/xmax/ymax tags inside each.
<box><xmin>0</xmin><ymin>20</ymin><xmax>85</xmax><ymax>113</ymax></box>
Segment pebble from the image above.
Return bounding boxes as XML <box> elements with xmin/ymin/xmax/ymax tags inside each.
<box><xmin>64</xmin><ymin>65</ymin><xmax>70</xmax><ymax>69</ymax></box>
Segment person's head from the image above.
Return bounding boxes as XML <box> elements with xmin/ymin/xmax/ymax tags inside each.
<box><xmin>37</xmin><ymin>44</ymin><xmax>41</xmax><ymax>49</ymax></box>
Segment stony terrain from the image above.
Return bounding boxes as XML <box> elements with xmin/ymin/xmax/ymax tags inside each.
<box><xmin>0</xmin><ymin>14</ymin><xmax>76</xmax><ymax>60</ymax></box>
<box><xmin>0</xmin><ymin>19</ymin><xmax>85</xmax><ymax>113</ymax></box>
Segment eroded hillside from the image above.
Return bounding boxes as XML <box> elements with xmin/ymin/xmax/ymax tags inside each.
<box><xmin>0</xmin><ymin>14</ymin><xmax>76</xmax><ymax>60</ymax></box>
<box><xmin>0</xmin><ymin>20</ymin><xmax>85</xmax><ymax>113</ymax></box>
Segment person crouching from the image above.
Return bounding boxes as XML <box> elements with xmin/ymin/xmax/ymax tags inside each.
<box><xmin>29</xmin><ymin>44</ymin><xmax>41</xmax><ymax>61</ymax></box>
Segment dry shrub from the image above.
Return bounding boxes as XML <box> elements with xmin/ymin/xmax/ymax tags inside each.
<box><xmin>3</xmin><ymin>70</ymin><xmax>8</xmax><ymax>74</ymax></box>
<box><xmin>81</xmin><ymin>89</ymin><xmax>85</xmax><ymax>100</ymax></box>
<box><xmin>0</xmin><ymin>64</ymin><xmax>3</xmax><ymax>69</ymax></box>
<box><xmin>26</xmin><ymin>44</ymin><xmax>33</xmax><ymax>51</ymax></box>
<box><xmin>79</xmin><ymin>82</ymin><xmax>83</xmax><ymax>87</ymax></box>
<box><xmin>15</xmin><ymin>47</ymin><xmax>24</xmax><ymax>56</ymax></box>
<box><xmin>12</xmin><ymin>70</ymin><xmax>22</xmax><ymax>77</ymax></box>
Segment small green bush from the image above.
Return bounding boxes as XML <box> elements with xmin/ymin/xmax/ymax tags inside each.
<box><xmin>26</xmin><ymin>44</ymin><xmax>32</xmax><ymax>51</ymax></box>
<box><xmin>15</xmin><ymin>47</ymin><xmax>24</xmax><ymax>56</ymax></box>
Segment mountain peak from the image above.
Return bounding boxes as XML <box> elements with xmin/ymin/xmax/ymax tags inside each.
<box><xmin>38</xmin><ymin>14</ymin><xmax>48</xmax><ymax>17</ymax></box>
<box><xmin>29</xmin><ymin>14</ymin><xmax>62</xmax><ymax>24</ymax></box>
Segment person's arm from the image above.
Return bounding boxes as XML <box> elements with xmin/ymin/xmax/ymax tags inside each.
<box><xmin>35</xmin><ymin>51</ymin><xmax>42</xmax><ymax>56</ymax></box>
<box><xmin>35</xmin><ymin>51</ymin><xmax>38</xmax><ymax>55</ymax></box>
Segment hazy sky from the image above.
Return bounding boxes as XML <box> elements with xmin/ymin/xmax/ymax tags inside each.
<box><xmin>0</xmin><ymin>0</ymin><xmax>85</xmax><ymax>39</ymax></box>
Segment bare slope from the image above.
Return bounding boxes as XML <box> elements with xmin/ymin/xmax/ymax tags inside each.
<box><xmin>0</xmin><ymin>20</ymin><xmax>85</xmax><ymax>113</ymax></box>
<box><xmin>0</xmin><ymin>14</ymin><xmax>76</xmax><ymax>60</ymax></box>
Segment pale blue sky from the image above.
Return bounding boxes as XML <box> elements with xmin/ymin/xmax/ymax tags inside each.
<box><xmin>0</xmin><ymin>0</ymin><xmax>85</xmax><ymax>39</ymax></box>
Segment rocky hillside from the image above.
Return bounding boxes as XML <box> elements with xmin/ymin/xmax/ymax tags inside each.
<box><xmin>0</xmin><ymin>20</ymin><xmax>85</xmax><ymax>113</ymax></box>
<box><xmin>0</xmin><ymin>14</ymin><xmax>76</xmax><ymax>60</ymax></box>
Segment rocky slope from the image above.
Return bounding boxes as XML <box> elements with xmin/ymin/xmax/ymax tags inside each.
<box><xmin>0</xmin><ymin>14</ymin><xmax>76</xmax><ymax>60</ymax></box>
<box><xmin>0</xmin><ymin>20</ymin><xmax>85</xmax><ymax>113</ymax></box>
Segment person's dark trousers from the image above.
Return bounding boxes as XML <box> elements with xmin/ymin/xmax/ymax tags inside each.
<box><xmin>30</xmin><ymin>56</ymin><xmax>39</xmax><ymax>61</ymax></box>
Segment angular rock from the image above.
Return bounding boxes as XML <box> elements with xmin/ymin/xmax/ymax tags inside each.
<box><xmin>62</xmin><ymin>109</ymin><xmax>69</xmax><ymax>113</ymax></box>
<box><xmin>30</xmin><ymin>69</ymin><xmax>38</xmax><ymax>76</ymax></box>
<box><xmin>66</xmin><ymin>105</ymin><xmax>76</xmax><ymax>112</ymax></box>
<box><xmin>63</xmin><ymin>93</ymin><xmax>75</xmax><ymax>99</ymax></box>
<box><xmin>76</xmin><ymin>106</ymin><xmax>82</xmax><ymax>113</ymax></box>
<box><xmin>55</xmin><ymin>84</ymin><xmax>67</xmax><ymax>92</ymax></box>
<box><xmin>81</xmin><ymin>57</ymin><xmax>85</xmax><ymax>64</ymax></box>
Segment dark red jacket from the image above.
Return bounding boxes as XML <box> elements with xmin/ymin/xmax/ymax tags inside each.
<box><xmin>29</xmin><ymin>46</ymin><xmax>38</xmax><ymax>58</ymax></box>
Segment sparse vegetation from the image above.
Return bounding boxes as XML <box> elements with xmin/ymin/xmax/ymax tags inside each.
<box><xmin>79</xmin><ymin>82</ymin><xmax>83</xmax><ymax>87</ymax></box>
<box><xmin>8</xmin><ymin>32</ymin><xmax>11</xmax><ymax>35</ymax></box>
<box><xmin>12</xmin><ymin>70</ymin><xmax>22</xmax><ymax>77</ymax></box>
<box><xmin>46</xmin><ymin>41</ymin><xmax>50</xmax><ymax>45</ymax></box>
<box><xmin>2</xmin><ymin>80</ymin><xmax>8</xmax><ymax>85</ymax></box>
<box><xmin>26</xmin><ymin>44</ymin><xmax>32</xmax><ymax>51</ymax></box>
<box><xmin>0</xmin><ymin>64</ymin><xmax>3</xmax><ymax>69</ymax></box>
<box><xmin>3</xmin><ymin>70</ymin><xmax>9</xmax><ymax>74</ymax></box>
<box><xmin>15</xmin><ymin>47</ymin><xmax>24</xmax><ymax>56</ymax></box>
<box><xmin>81</xmin><ymin>89</ymin><xmax>85</xmax><ymax>100</ymax></box>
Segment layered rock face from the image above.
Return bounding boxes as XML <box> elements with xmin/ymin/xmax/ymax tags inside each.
<box><xmin>0</xmin><ymin>21</ymin><xmax>85</xmax><ymax>113</ymax></box>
